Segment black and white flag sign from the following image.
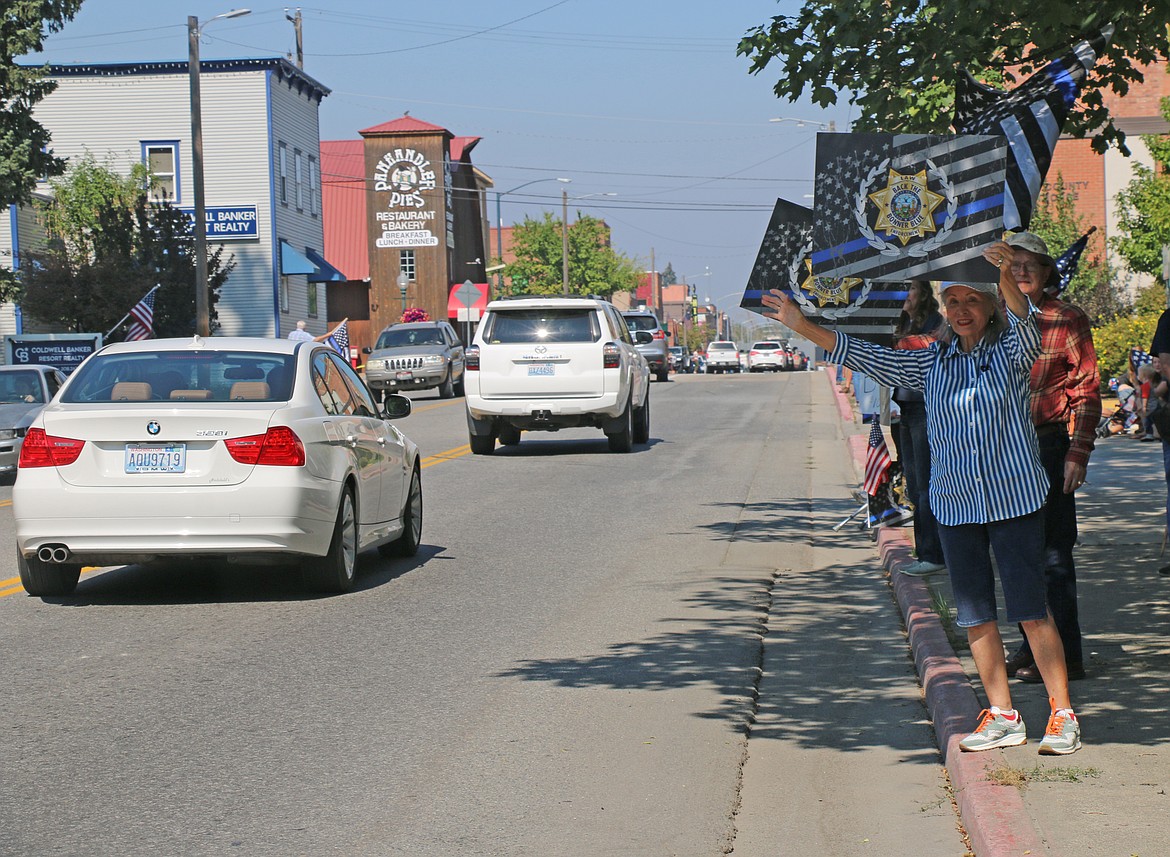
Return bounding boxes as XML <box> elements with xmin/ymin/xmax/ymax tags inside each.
<box><xmin>810</xmin><ymin>133</ymin><xmax>1007</xmax><ymax>285</ymax></box>
<box><xmin>740</xmin><ymin>198</ymin><xmax>907</xmax><ymax>345</ymax></box>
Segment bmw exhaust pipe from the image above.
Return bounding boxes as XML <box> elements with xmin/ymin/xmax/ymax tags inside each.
<box><xmin>37</xmin><ymin>545</ymin><xmax>71</xmax><ymax>563</ymax></box>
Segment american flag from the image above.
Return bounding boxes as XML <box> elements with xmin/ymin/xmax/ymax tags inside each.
<box><xmin>1131</xmin><ymin>348</ymin><xmax>1153</xmax><ymax>369</ymax></box>
<box><xmin>953</xmin><ymin>27</ymin><xmax>1114</xmax><ymax>230</ymax></box>
<box><xmin>1048</xmin><ymin>227</ymin><xmax>1097</xmax><ymax>297</ymax></box>
<box><xmin>326</xmin><ymin>319</ymin><xmax>349</xmax><ymax>359</ymax></box>
<box><xmin>125</xmin><ymin>286</ymin><xmax>160</xmax><ymax>341</ymax></box>
<box><xmin>863</xmin><ymin>419</ymin><xmax>893</xmax><ymax>496</ymax></box>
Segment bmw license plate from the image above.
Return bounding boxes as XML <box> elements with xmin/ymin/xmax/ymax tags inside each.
<box><xmin>528</xmin><ymin>364</ymin><xmax>555</xmax><ymax>376</ymax></box>
<box><xmin>125</xmin><ymin>444</ymin><xmax>186</xmax><ymax>474</ymax></box>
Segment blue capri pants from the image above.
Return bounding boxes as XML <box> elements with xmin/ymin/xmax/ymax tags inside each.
<box><xmin>936</xmin><ymin>510</ymin><xmax>1048</xmax><ymax>628</ymax></box>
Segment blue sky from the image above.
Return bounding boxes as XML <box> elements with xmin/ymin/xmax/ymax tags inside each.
<box><xmin>27</xmin><ymin>1</ymin><xmax>850</xmax><ymax>329</ymax></box>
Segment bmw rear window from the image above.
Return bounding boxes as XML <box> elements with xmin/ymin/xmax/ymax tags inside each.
<box><xmin>483</xmin><ymin>309</ymin><xmax>601</xmax><ymax>343</ymax></box>
<box><xmin>61</xmin><ymin>351</ymin><xmax>296</xmax><ymax>403</ymax></box>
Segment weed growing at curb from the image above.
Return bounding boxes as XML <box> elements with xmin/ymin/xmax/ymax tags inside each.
<box><xmin>986</xmin><ymin>763</ymin><xmax>1103</xmax><ymax>789</ymax></box>
<box><xmin>925</xmin><ymin>580</ymin><xmax>969</xmax><ymax>652</ymax></box>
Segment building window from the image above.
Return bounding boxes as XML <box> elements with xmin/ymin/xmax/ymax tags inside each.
<box><xmin>294</xmin><ymin>149</ymin><xmax>304</xmax><ymax>211</ymax></box>
<box><xmin>142</xmin><ymin>142</ymin><xmax>178</xmax><ymax>202</ymax></box>
<box><xmin>278</xmin><ymin>142</ymin><xmax>288</xmax><ymax>206</ymax></box>
<box><xmin>307</xmin><ymin>282</ymin><xmax>318</xmax><ymax>317</ymax></box>
<box><xmin>309</xmin><ymin>156</ymin><xmax>319</xmax><ymax>216</ymax></box>
<box><xmin>400</xmin><ymin>249</ymin><xmax>416</xmax><ymax>281</ymax></box>
<box><xmin>280</xmin><ymin>276</ymin><xmax>289</xmax><ymax>313</ymax></box>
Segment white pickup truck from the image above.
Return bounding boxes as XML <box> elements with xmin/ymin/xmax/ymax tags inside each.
<box><xmin>704</xmin><ymin>340</ymin><xmax>740</xmax><ymax>374</ymax></box>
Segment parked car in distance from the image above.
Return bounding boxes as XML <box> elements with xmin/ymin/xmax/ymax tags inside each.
<box><xmin>667</xmin><ymin>345</ymin><xmax>690</xmax><ymax>374</ymax></box>
<box><xmin>621</xmin><ymin>310</ymin><xmax>670</xmax><ymax>382</ymax></box>
<box><xmin>363</xmin><ymin>320</ymin><xmax>465</xmax><ymax>400</ymax></box>
<box><xmin>704</xmin><ymin>341</ymin><xmax>740</xmax><ymax>374</ymax></box>
<box><xmin>787</xmin><ymin>347</ymin><xmax>808</xmax><ymax>371</ymax></box>
<box><xmin>12</xmin><ymin>337</ymin><xmax>422</xmax><ymax>597</ymax></box>
<box><xmin>0</xmin><ymin>365</ymin><xmax>67</xmax><ymax>475</ymax></box>
<box><xmin>747</xmin><ymin>341</ymin><xmax>789</xmax><ymax>372</ymax></box>
<box><xmin>465</xmin><ymin>296</ymin><xmax>651</xmax><ymax>454</ymax></box>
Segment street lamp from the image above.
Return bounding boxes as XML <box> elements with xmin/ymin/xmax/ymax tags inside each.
<box><xmin>769</xmin><ymin>116</ymin><xmax>836</xmax><ymax>132</ymax></box>
<box><xmin>494</xmin><ymin>177</ymin><xmax>570</xmax><ymax>298</ymax></box>
<box><xmin>397</xmin><ymin>269</ymin><xmax>409</xmax><ymax>318</ymax></box>
<box><xmin>561</xmin><ymin>189</ymin><xmax>617</xmax><ymax>296</ymax></box>
<box><xmin>189</xmin><ymin>8</ymin><xmax>251</xmax><ymax>337</ymax></box>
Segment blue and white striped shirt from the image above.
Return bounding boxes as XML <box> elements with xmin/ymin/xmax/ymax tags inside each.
<box><xmin>829</xmin><ymin>305</ymin><xmax>1048</xmax><ymax>526</ymax></box>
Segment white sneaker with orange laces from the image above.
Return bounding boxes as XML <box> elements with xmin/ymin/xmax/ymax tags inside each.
<box><xmin>959</xmin><ymin>708</ymin><xmax>1027</xmax><ymax>752</ymax></box>
<box><xmin>1038</xmin><ymin>701</ymin><xmax>1081</xmax><ymax>755</ymax></box>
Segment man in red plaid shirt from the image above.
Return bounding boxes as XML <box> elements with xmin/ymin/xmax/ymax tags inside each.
<box><xmin>1001</xmin><ymin>232</ymin><xmax>1101</xmax><ymax>684</ymax></box>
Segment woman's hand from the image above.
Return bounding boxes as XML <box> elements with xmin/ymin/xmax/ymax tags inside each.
<box><xmin>761</xmin><ymin>288</ymin><xmax>806</xmax><ymax>330</ymax></box>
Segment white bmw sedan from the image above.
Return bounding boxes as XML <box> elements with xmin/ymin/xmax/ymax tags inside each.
<box><xmin>13</xmin><ymin>336</ymin><xmax>422</xmax><ymax>597</ymax></box>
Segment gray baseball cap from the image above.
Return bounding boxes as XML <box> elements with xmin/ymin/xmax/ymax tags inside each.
<box><xmin>939</xmin><ymin>280</ymin><xmax>998</xmax><ymax>296</ymax></box>
<box><xmin>1005</xmin><ymin>232</ymin><xmax>1055</xmax><ymax>268</ymax></box>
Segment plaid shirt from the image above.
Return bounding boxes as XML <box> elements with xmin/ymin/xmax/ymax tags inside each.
<box><xmin>1030</xmin><ymin>294</ymin><xmax>1101</xmax><ymax>468</ymax></box>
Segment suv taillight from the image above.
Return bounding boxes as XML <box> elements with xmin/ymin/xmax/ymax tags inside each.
<box><xmin>466</xmin><ymin>345</ymin><xmax>480</xmax><ymax>371</ymax></box>
<box><xmin>18</xmin><ymin>428</ymin><xmax>85</xmax><ymax>468</ymax></box>
<box><xmin>652</xmin><ymin>329</ymin><xmax>666</xmax><ymax>340</ymax></box>
<box><xmin>224</xmin><ymin>426</ymin><xmax>305</xmax><ymax>466</ymax></box>
<box><xmin>603</xmin><ymin>343</ymin><xmax>621</xmax><ymax>369</ymax></box>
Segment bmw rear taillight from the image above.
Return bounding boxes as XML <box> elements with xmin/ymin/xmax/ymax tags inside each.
<box><xmin>224</xmin><ymin>426</ymin><xmax>306</xmax><ymax>466</ymax></box>
<box><xmin>18</xmin><ymin>428</ymin><xmax>85</xmax><ymax>468</ymax></box>
<box><xmin>466</xmin><ymin>345</ymin><xmax>480</xmax><ymax>371</ymax></box>
<box><xmin>652</xmin><ymin>329</ymin><xmax>666</xmax><ymax>340</ymax></box>
<box><xmin>603</xmin><ymin>343</ymin><xmax>621</xmax><ymax>369</ymax></box>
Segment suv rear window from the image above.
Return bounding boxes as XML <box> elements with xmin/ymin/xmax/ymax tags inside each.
<box><xmin>62</xmin><ymin>351</ymin><xmax>296</xmax><ymax>403</ymax></box>
<box><xmin>622</xmin><ymin>314</ymin><xmax>661</xmax><ymax>332</ymax></box>
<box><xmin>752</xmin><ymin>342</ymin><xmax>781</xmax><ymax>349</ymax></box>
<box><xmin>483</xmin><ymin>309</ymin><xmax>601</xmax><ymax>344</ymax></box>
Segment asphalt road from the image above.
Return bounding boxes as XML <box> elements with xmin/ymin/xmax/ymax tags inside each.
<box><xmin>0</xmin><ymin>371</ymin><xmax>965</xmax><ymax>856</ymax></box>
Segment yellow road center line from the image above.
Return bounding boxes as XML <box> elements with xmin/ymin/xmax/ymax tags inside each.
<box><xmin>0</xmin><ymin>584</ymin><xmax>23</xmax><ymax>598</ymax></box>
<box><xmin>421</xmin><ymin>444</ymin><xmax>471</xmax><ymax>468</ymax></box>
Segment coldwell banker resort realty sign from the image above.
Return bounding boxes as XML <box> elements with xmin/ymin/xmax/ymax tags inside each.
<box><xmin>372</xmin><ymin>147</ymin><xmax>440</xmax><ymax>249</ymax></box>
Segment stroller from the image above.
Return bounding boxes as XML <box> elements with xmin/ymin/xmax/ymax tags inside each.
<box><xmin>1097</xmin><ymin>380</ymin><xmax>1139</xmax><ymax>437</ymax></box>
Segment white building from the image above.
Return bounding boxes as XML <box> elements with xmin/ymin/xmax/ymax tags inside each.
<box><xmin>1</xmin><ymin>58</ymin><xmax>344</xmax><ymax>340</ymax></box>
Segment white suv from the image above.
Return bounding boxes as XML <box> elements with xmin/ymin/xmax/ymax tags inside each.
<box><xmin>464</xmin><ymin>297</ymin><xmax>651</xmax><ymax>454</ymax></box>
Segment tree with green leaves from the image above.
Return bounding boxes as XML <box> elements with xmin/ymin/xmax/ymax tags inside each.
<box><xmin>660</xmin><ymin>262</ymin><xmax>678</xmax><ymax>287</ymax></box>
<box><xmin>504</xmin><ymin>211</ymin><xmax>641</xmax><ymax>298</ymax></box>
<box><xmin>18</xmin><ymin>155</ymin><xmax>234</xmax><ymax>336</ymax></box>
<box><xmin>1</xmin><ymin>1</ymin><xmax>84</xmax><ymax>207</ymax></box>
<box><xmin>1114</xmin><ymin>98</ymin><xmax>1170</xmax><ymax>279</ymax></box>
<box><xmin>1028</xmin><ymin>174</ymin><xmax>1125</xmax><ymax>325</ymax></box>
<box><xmin>738</xmin><ymin>2</ymin><xmax>1164</xmax><ymax>153</ymax></box>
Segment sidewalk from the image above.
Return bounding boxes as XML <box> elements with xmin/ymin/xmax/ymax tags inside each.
<box><xmin>829</xmin><ymin>369</ymin><xmax>1170</xmax><ymax>857</ymax></box>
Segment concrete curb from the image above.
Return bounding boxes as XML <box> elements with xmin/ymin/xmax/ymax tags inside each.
<box><xmin>825</xmin><ymin>370</ymin><xmax>1055</xmax><ymax>857</ymax></box>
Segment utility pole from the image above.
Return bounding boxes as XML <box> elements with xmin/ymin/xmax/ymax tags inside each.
<box><xmin>285</xmin><ymin>7</ymin><xmax>303</xmax><ymax>69</ymax></box>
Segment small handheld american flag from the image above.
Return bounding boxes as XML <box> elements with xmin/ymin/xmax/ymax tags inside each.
<box><xmin>863</xmin><ymin>420</ymin><xmax>892</xmax><ymax>496</ymax></box>
<box><xmin>125</xmin><ymin>286</ymin><xmax>160</xmax><ymax>341</ymax></box>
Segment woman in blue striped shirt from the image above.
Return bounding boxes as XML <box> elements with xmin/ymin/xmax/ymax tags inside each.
<box><xmin>763</xmin><ymin>239</ymin><xmax>1081</xmax><ymax>755</ymax></box>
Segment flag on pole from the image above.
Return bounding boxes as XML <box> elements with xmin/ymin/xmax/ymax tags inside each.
<box><xmin>953</xmin><ymin>27</ymin><xmax>1114</xmax><ymax>230</ymax></box>
<box><xmin>1131</xmin><ymin>348</ymin><xmax>1153</xmax><ymax>369</ymax></box>
<box><xmin>863</xmin><ymin>419</ymin><xmax>893</xmax><ymax>496</ymax></box>
<box><xmin>326</xmin><ymin>319</ymin><xmax>350</xmax><ymax>360</ymax></box>
<box><xmin>124</xmin><ymin>286</ymin><xmax>160</xmax><ymax>341</ymax></box>
<box><xmin>1047</xmin><ymin>226</ymin><xmax>1097</xmax><ymax>297</ymax></box>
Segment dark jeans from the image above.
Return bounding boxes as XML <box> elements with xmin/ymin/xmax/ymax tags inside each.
<box><xmin>1015</xmin><ymin>429</ymin><xmax>1082</xmax><ymax>665</ymax></box>
<box><xmin>1162</xmin><ymin>440</ymin><xmax>1170</xmax><ymax>537</ymax></box>
<box><xmin>897</xmin><ymin>401</ymin><xmax>944</xmax><ymax>564</ymax></box>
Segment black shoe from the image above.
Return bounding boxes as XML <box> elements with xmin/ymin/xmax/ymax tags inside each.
<box><xmin>1160</xmin><ymin>565</ymin><xmax>1170</xmax><ymax>576</ymax></box>
<box><xmin>1016</xmin><ymin>661</ymin><xmax>1086</xmax><ymax>683</ymax></box>
<box><xmin>1005</xmin><ymin>648</ymin><xmax>1034</xmax><ymax>678</ymax></box>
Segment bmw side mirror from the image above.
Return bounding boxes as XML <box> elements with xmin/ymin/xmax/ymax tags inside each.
<box><xmin>382</xmin><ymin>393</ymin><xmax>412</xmax><ymax>420</ymax></box>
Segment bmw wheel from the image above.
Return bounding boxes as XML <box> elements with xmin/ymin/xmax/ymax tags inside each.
<box><xmin>17</xmin><ymin>551</ymin><xmax>81</xmax><ymax>598</ymax></box>
<box><xmin>381</xmin><ymin>465</ymin><xmax>422</xmax><ymax>558</ymax></box>
<box><xmin>303</xmin><ymin>487</ymin><xmax>358</xmax><ymax>593</ymax></box>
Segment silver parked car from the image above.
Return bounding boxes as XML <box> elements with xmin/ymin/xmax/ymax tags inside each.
<box><xmin>0</xmin><ymin>365</ymin><xmax>67</xmax><ymax>475</ymax></box>
<box><xmin>621</xmin><ymin>310</ymin><xmax>670</xmax><ymax>382</ymax></box>
<box><xmin>12</xmin><ymin>337</ymin><xmax>421</xmax><ymax>597</ymax></box>
<box><xmin>363</xmin><ymin>321</ymin><xmax>465</xmax><ymax>400</ymax></box>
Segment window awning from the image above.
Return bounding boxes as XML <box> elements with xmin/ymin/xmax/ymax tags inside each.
<box><xmin>280</xmin><ymin>240</ymin><xmax>316</xmax><ymax>276</ymax></box>
<box><xmin>305</xmin><ymin>247</ymin><xmax>347</xmax><ymax>282</ymax></box>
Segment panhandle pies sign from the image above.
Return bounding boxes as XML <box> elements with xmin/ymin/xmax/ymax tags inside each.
<box><xmin>811</xmin><ymin>133</ymin><xmax>1007</xmax><ymax>285</ymax></box>
<box><xmin>740</xmin><ymin>199</ymin><xmax>906</xmax><ymax>344</ymax></box>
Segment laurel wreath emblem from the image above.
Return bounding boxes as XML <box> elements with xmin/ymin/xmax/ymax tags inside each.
<box><xmin>787</xmin><ymin>240</ymin><xmax>873</xmax><ymax>321</ymax></box>
<box><xmin>854</xmin><ymin>158</ymin><xmax>958</xmax><ymax>258</ymax></box>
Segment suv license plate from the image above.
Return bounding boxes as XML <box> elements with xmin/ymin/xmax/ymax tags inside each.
<box><xmin>528</xmin><ymin>364</ymin><xmax>555</xmax><ymax>376</ymax></box>
<box><xmin>396</xmin><ymin>370</ymin><xmax>413</xmax><ymax>380</ymax></box>
<box><xmin>125</xmin><ymin>444</ymin><xmax>186</xmax><ymax>474</ymax></box>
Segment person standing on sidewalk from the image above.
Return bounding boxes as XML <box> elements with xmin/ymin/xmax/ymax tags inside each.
<box><xmin>762</xmin><ymin>240</ymin><xmax>1081</xmax><ymax>755</ymax></box>
<box><xmin>1000</xmin><ymin>233</ymin><xmax>1100</xmax><ymax>685</ymax></box>
<box><xmin>892</xmin><ymin>281</ymin><xmax>947</xmax><ymax>577</ymax></box>
<box><xmin>1150</xmin><ymin>310</ymin><xmax>1170</xmax><ymax>575</ymax></box>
